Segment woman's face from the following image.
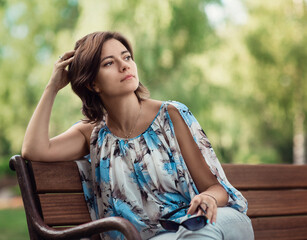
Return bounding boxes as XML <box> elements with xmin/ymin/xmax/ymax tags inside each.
<box><xmin>93</xmin><ymin>38</ymin><xmax>139</xmax><ymax>99</ymax></box>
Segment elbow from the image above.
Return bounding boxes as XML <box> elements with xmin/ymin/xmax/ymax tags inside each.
<box><xmin>21</xmin><ymin>144</ymin><xmax>29</xmax><ymax>159</ymax></box>
<box><xmin>21</xmin><ymin>146</ymin><xmax>33</xmax><ymax>161</ymax></box>
<box><xmin>21</xmin><ymin>145</ymin><xmax>43</xmax><ymax>162</ymax></box>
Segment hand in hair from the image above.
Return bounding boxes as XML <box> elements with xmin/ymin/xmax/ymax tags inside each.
<box><xmin>48</xmin><ymin>50</ymin><xmax>75</xmax><ymax>92</ymax></box>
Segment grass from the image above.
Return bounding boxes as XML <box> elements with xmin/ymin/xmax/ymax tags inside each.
<box><xmin>0</xmin><ymin>208</ymin><xmax>29</xmax><ymax>240</ymax></box>
<box><xmin>0</xmin><ymin>156</ymin><xmax>13</xmax><ymax>177</ymax></box>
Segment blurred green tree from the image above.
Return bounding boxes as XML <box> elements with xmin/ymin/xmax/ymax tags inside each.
<box><xmin>1</xmin><ymin>0</ymin><xmax>223</xmax><ymax>172</ymax></box>
<box><xmin>0</xmin><ymin>0</ymin><xmax>80</xmax><ymax>169</ymax></box>
<box><xmin>74</xmin><ymin>0</ymin><xmax>220</xmax><ymax>101</ymax></box>
<box><xmin>55</xmin><ymin>0</ymin><xmax>227</xmax><ymax>157</ymax></box>
<box><xmin>3</xmin><ymin>0</ymin><xmax>303</xmax><ymax>170</ymax></box>
<box><xmin>244</xmin><ymin>0</ymin><xmax>307</xmax><ymax>164</ymax></box>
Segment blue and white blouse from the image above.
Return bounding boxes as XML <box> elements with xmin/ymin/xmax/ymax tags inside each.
<box><xmin>77</xmin><ymin>101</ymin><xmax>247</xmax><ymax>240</ymax></box>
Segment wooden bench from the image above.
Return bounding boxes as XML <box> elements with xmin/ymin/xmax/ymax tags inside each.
<box><xmin>223</xmin><ymin>163</ymin><xmax>307</xmax><ymax>240</ymax></box>
<box><xmin>10</xmin><ymin>155</ymin><xmax>307</xmax><ymax>240</ymax></box>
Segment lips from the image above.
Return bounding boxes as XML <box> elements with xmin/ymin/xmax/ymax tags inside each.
<box><xmin>121</xmin><ymin>74</ymin><xmax>134</xmax><ymax>81</ymax></box>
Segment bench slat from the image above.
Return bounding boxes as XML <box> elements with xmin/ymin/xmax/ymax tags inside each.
<box><xmin>32</xmin><ymin>163</ymin><xmax>307</xmax><ymax>192</ymax></box>
<box><xmin>243</xmin><ymin>190</ymin><xmax>307</xmax><ymax>217</ymax></box>
<box><xmin>252</xmin><ymin>215</ymin><xmax>307</xmax><ymax>240</ymax></box>
<box><xmin>223</xmin><ymin>164</ymin><xmax>307</xmax><ymax>190</ymax></box>
<box><xmin>31</xmin><ymin>161</ymin><xmax>84</xmax><ymax>193</ymax></box>
<box><xmin>39</xmin><ymin>193</ymin><xmax>91</xmax><ymax>226</ymax></box>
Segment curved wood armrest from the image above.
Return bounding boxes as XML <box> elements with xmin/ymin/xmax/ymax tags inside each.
<box><xmin>32</xmin><ymin>216</ymin><xmax>142</xmax><ymax>240</ymax></box>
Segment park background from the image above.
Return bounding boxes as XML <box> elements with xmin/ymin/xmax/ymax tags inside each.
<box><xmin>0</xmin><ymin>0</ymin><xmax>306</xmax><ymax>239</ymax></box>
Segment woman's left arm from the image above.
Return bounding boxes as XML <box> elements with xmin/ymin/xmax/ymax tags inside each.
<box><xmin>168</xmin><ymin>105</ymin><xmax>228</xmax><ymax>224</ymax></box>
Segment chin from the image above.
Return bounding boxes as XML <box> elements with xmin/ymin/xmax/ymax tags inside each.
<box><xmin>130</xmin><ymin>79</ymin><xmax>140</xmax><ymax>91</ymax></box>
<box><xmin>118</xmin><ymin>78</ymin><xmax>139</xmax><ymax>93</ymax></box>
<box><xmin>121</xmin><ymin>84</ymin><xmax>139</xmax><ymax>96</ymax></box>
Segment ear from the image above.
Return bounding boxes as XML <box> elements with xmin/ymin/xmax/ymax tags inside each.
<box><xmin>86</xmin><ymin>82</ymin><xmax>100</xmax><ymax>93</ymax></box>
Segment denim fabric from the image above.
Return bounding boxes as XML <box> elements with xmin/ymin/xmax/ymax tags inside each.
<box><xmin>150</xmin><ymin>207</ymin><xmax>254</xmax><ymax>240</ymax></box>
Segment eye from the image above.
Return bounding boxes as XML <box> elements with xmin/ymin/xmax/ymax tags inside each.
<box><xmin>124</xmin><ymin>55</ymin><xmax>132</xmax><ymax>61</ymax></box>
<box><xmin>103</xmin><ymin>61</ymin><xmax>113</xmax><ymax>67</ymax></box>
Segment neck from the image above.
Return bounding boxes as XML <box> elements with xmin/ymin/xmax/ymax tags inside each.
<box><xmin>103</xmin><ymin>94</ymin><xmax>142</xmax><ymax>137</ymax></box>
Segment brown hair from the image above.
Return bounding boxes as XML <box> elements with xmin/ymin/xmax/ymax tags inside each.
<box><xmin>68</xmin><ymin>31</ymin><xmax>149</xmax><ymax>123</ymax></box>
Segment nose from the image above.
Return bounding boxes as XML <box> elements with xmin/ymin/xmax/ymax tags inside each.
<box><xmin>119</xmin><ymin>59</ymin><xmax>129</xmax><ymax>72</ymax></box>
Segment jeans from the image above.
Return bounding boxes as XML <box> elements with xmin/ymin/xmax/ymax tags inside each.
<box><xmin>150</xmin><ymin>207</ymin><xmax>254</xmax><ymax>240</ymax></box>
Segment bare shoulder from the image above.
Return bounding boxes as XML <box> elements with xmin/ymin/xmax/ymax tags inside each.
<box><xmin>142</xmin><ymin>99</ymin><xmax>164</xmax><ymax>116</ymax></box>
<box><xmin>142</xmin><ymin>99</ymin><xmax>163</xmax><ymax>110</ymax></box>
<box><xmin>143</xmin><ymin>99</ymin><xmax>183</xmax><ymax>123</ymax></box>
<box><xmin>165</xmin><ymin>103</ymin><xmax>189</xmax><ymax>139</ymax></box>
<box><xmin>166</xmin><ymin>103</ymin><xmax>181</xmax><ymax>122</ymax></box>
<box><xmin>72</xmin><ymin>120</ymin><xmax>96</xmax><ymax>141</ymax></box>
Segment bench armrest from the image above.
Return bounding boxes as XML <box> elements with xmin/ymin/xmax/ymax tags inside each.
<box><xmin>9</xmin><ymin>155</ymin><xmax>141</xmax><ymax>240</ymax></box>
<box><xmin>31</xmin><ymin>215</ymin><xmax>141</xmax><ymax>240</ymax></box>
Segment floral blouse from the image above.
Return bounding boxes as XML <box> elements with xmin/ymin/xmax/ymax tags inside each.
<box><xmin>76</xmin><ymin>101</ymin><xmax>247</xmax><ymax>240</ymax></box>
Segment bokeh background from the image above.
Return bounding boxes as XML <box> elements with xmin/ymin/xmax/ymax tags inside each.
<box><xmin>0</xmin><ymin>0</ymin><xmax>307</xmax><ymax>238</ymax></box>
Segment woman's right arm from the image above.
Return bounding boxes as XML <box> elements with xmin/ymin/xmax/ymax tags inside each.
<box><xmin>22</xmin><ymin>51</ymin><xmax>92</xmax><ymax>162</ymax></box>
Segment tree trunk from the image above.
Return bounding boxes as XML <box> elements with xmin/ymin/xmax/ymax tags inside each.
<box><xmin>293</xmin><ymin>77</ymin><xmax>305</xmax><ymax>164</ymax></box>
<box><xmin>293</xmin><ymin>111</ymin><xmax>305</xmax><ymax>164</ymax></box>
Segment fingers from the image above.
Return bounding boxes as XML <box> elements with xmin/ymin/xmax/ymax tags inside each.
<box><xmin>187</xmin><ymin>199</ymin><xmax>199</xmax><ymax>216</ymax></box>
<box><xmin>49</xmin><ymin>50</ymin><xmax>75</xmax><ymax>92</ymax></box>
<box><xmin>196</xmin><ymin>206</ymin><xmax>206</xmax><ymax>216</ymax></box>
<box><xmin>203</xmin><ymin>200</ymin><xmax>217</xmax><ymax>225</ymax></box>
<box><xmin>61</xmin><ymin>55</ymin><xmax>74</xmax><ymax>65</ymax></box>
<box><xmin>188</xmin><ymin>194</ymin><xmax>218</xmax><ymax>225</ymax></box>
<box><xmin>59</xmin><ymin>50</ymin><xmax>75</xmax><ymax>61</ymax></box>
<box><xmin>56</xmin><ymin>50</ymin><xmax>75</xmax><ymax>67</ymax></box>
<box><xmin>198</xmin><ymin>205</ymin><xmax>207</xmax><ymax>215</ymax></box>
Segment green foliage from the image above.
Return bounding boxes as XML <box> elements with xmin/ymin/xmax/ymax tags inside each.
<box><xmin>101</xmin><ymin>0</ymin><xmax>219</xmax><ymax>90</ymax></box>
<box><xmin>242</xmin><ymin>0</ymin><xmax>307</xmax><ymax>163</ymax></box>
<box><xmin>1</xmin><ymin>0</ymin><xmax>306</xmax><ymax>169</ymax></box>
<box><xmin>0</xmin><ymin>155</ymin><xmax>13</xmax><ymax>176</ymax></box>
<box><xmin>0</xmin><ymin>0</ymin><xmax>80</xmax><ymax>164</ymax></box>
<box><xmin>0</xmin><ymin>208</ymin><xmax>28</xmax><ymax>240</ymax></box>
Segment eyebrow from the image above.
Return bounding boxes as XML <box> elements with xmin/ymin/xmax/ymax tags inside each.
<box><xmin>101</xmin><ymin>50</ymin><xmax>129</xmax><ymax>62</ymax></box>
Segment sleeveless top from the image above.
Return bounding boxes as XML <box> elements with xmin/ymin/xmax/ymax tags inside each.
<box><xmin>76</xmin><ymin>101</ymin><xmax>247</xmax><ymax>240</ymax></box>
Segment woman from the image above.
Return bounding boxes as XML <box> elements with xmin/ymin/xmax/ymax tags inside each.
<box><xmin>22</xmin><ymin>31</ymin><xmax>254</xmax><ymax>240</ymax></box>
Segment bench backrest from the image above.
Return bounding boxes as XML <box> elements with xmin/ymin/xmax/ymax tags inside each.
<box><xmin>30</xmin><ymin>160</ymin><xmax>91</xmax><ymax>226</ymax></box>
<box><xmin>13</xmin><ymin>157</ymin><xmax>307</xmax><ymax>239</ymax></box>
<box><xmin>223</xmin><ymin>164</ymin><xmax>307</xmax><ymax>240</ymax></box>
